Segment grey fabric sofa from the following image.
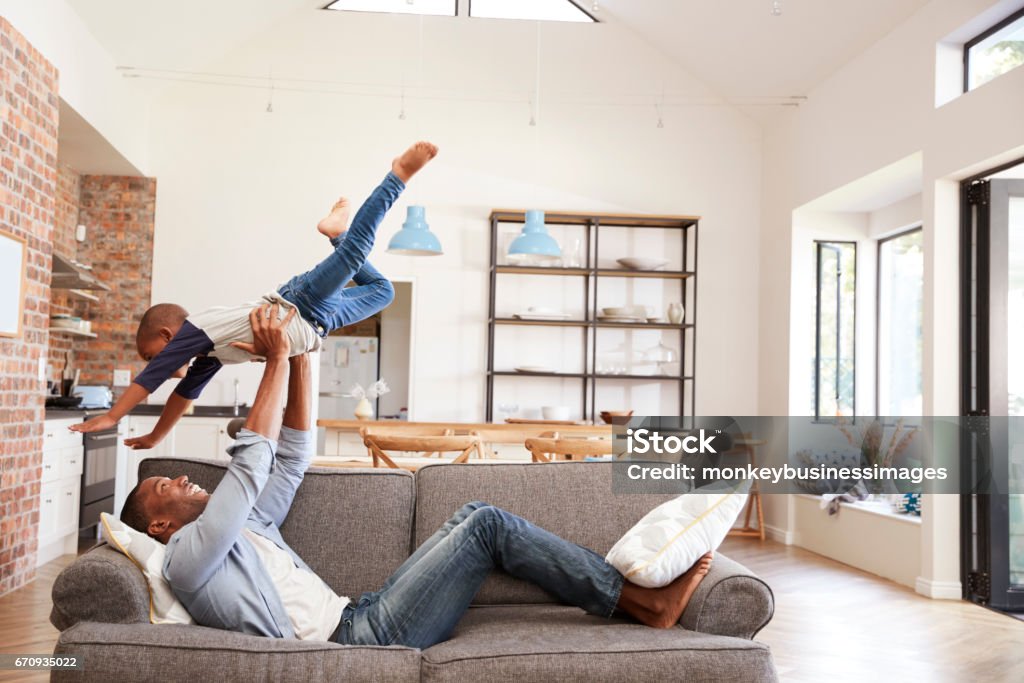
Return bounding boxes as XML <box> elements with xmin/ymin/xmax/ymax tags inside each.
<box><xmin>50</xmin><ymin>459</ymin><xmax>778</xmax><ymax>682</ymax></box>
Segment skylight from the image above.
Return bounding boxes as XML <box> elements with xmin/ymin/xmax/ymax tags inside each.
<box><xmin>324</xmin><ymin>0</ymin><xmax>457</xmax><ymax>18</ymax></box>
<box><xmin>470</xmin><ymin>0</ymin><xmax>596</xmax><ymax>23</ymax></box>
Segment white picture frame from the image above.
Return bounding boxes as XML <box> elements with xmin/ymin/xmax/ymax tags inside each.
<box><xmin>0</xmin><ymin>229</ymin><xmax>28</xmax><ymax>338</ymax></box>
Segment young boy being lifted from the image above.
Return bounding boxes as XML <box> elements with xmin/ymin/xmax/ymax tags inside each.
<box><xmin>71</xmin><ymin>142</ymin><xmax>438</xmax><ymax>448</ymax></box>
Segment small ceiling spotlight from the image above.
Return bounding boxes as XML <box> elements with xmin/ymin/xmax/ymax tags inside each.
<box><xmin>770</xmin><ymin>0</ymin><xmax>782</xmax><ymax>16</ymax></box>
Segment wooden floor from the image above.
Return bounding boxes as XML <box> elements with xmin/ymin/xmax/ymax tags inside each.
<box><xmin>719</xmin><ymin>537</ymin><xmax>1024</xmax><ymax>682</ymax></box>
<box><xmin>1</xmin><ymin>540</ymin><xmax>1023</xmax><ymax>681</ymax></box>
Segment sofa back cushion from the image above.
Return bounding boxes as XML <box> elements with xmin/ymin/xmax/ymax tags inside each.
<box><xmin>414</xmin><ymin>461</ymin><xmax>676</xmax><ymax>604</ymax></box>
<box><xmin>137</xmin><ymin>458</ymin><xmax>415</xmax><ymax>599</ymax></box>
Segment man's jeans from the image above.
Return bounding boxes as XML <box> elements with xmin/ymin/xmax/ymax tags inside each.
<box><xmin>277</xmin><ymin>172</ymin><xmax>402</xmax><ymax>336</ymax></box>
<box><xmin>333</xmin><ymin>502</ymin><xmax>625</xmax><ymax>649</ymax></box>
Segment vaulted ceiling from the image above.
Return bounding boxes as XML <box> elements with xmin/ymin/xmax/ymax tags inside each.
<box><xmin>67</xmin><ymin>0</ymin><xmax>933</xmax><ymax>113</ymax></box>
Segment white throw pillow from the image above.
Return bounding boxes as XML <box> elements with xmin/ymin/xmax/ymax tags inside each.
<box><xmin>99</xmin><ymin>512</ymin><xmax>195</xmax><ymax>625</ymax></box>
<box><xmin>605</xmin><ymin>482</ymin><xmax>750</xmax><ymax>588</ymax></box>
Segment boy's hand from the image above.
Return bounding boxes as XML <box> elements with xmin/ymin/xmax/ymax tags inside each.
<box><xmin>124</xmin><ymin>432</ymin><xmax>163</xmax><ymax>450</ymax></box>
<box><xmin>229</xmin><ymin>304</ymin><xmax>296</xmax><ymax>360</ymax></box>
<box><xmin>70</xmin><ymin>413</ymin><xmax>116</xmax><ymax>433</ymax></box>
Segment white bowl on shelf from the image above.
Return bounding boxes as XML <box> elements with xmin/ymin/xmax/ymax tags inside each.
<box><xmin>541</xmin><ymin>405</ymin><xmax>571</xmax><ymax>421</ymax></box>
<box><xmin>617</xmin><ymin>257</ymin><xmax>668</xmax><ymax>271</ymax></box>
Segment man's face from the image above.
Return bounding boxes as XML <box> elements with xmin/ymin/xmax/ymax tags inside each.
<box><xmin>137</xmin><ymin>335</ymin><xmax>189</xmax><ymax>378</ymax></box>
<box><xmin>138</xmin><ymin>475</ymin><xmax>210</xmax><ymax>539</ymax></box>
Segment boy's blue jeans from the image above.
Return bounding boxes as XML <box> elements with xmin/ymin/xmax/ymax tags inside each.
<box><xmin>332</xmin><ymin>502</ymin><xmax>625</xmax><ymax>649</ymax></box>
<box><xmin>277</xmin><ymin>172</ymin><xmax>403</xmax><ymax>336</ymax></box>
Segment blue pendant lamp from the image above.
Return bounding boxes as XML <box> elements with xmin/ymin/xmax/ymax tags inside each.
<box><xmin>387</xmin><ymin>205</ymin><xmax>443</xmax><ymax>256</ymax></box>
<box><xmin>508</xmin><ymin>210</ymin><xmax>561</xmax><ymax>264</ymax></box>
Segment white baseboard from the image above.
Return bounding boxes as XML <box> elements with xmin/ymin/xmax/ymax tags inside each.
<box><xmin>764</xmin><ymin>524</ymin><xmax>797</xmax><ymax>545</ymax></box>
<box><xmin>915</xmin><ymin>576</ymin><xmax>962</xmax><ymax>600</ymax></box>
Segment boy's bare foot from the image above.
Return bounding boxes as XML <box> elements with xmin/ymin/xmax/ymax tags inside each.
<box><xmin>615</xmin><ymin>551</ymin><xmax>714</xmax><ymax>629</ymax></box>
<box><xmin>392</xmin><ymin>141</ymin><xmax>438</xmax><ymax>183</ymax></box>
<box><xmin>317</xmin><ymin>197</ymin><xmax>350</xmax><ymax>239</ymax></box>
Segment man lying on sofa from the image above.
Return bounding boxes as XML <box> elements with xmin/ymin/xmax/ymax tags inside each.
<box><xmin>118</xmin><ymin>303</ymin><xmax>714</xmax><ymax>649</ymax></box>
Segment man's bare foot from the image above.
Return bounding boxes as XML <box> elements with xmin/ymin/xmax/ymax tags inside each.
<box><xmin>615</xmin><ymin>552</ymin><xmax>714</xmax><ymax>629</ymax></box>
<box><xmin>392</xmin><ymin>141</ymin><xmax>438</xmax><ymax>184</ymax></box>
<box><xmin>317</xmin><ymin>197</ymin><xmax>350</xmax><ymax>239</ymax></box>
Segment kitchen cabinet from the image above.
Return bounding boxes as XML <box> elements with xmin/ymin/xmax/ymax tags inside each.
<box><xmin>37</xmin><ymin>418</ymin><xmax>84</xmax><ymax>567</ymax></box>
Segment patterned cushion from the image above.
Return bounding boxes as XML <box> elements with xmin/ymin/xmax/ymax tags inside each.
<box><xmin>99</xmin><ymin>513</ymin><xmax>194</xmax><ymax>625</ymax></box>
<box><xmin>605</xmin><ymin>483</ymin><xmax>749</xmax><ymax>588</ymax></box>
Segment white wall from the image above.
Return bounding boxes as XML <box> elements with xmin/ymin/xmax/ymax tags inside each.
<box><xmin>0</xmin><ymin>0</ymin><xmax>150</xmax><ymax>172</ymax></box>
<box><xmin>142</xmin><ymin>10</ymin><xmax>763</xmax><ymax>421</ymax></box>
<box><xmin>760</xmin><ymin>0</ymin><xmax>1024</xmax><ymax>595</ymax></box>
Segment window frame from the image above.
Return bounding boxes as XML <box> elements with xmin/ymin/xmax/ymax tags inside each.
<box><xmin>874</xmin><ymin>226</ymin><xmax>924</xmax><ymax>418</ymax></box>
<box><xmin>467</xmin><ymin>0</ymin><xmax>599</xmax><ymax>23</ymax></box>
<box><xmin>321</xmin><ymin>0</ymin><xmax>459</xmax><ymax>17</ymax></box>
<box><xmin>813</xmin><ymin>239</ymin><xmax>857</xmax><ymax>421</ymax></box>
<box><xmin>962</xmin><ymin>5</ymin><xmax>1024</xmax><ymax>92</ymax></box>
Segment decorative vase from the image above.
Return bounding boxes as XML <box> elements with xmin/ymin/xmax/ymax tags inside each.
<box><xmin>354</xmin><ymin>397</ymin><xmax>374</xmax><ymax>420</ymax></box>
<box><xmin>667</xmin><ymin>303</ymin><xmax>684</xmax><ymax>324</ymax></box>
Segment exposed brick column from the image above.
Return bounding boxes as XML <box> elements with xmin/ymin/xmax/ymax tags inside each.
<box><xmin>0</xmin><ymin>18</ymin><xmax>59</xmax><ymax>596</ymax></box>
<box><xmin>75</xmin><ymin>176</ymin><xmax>156</xmax><ymax>391</ymax></box>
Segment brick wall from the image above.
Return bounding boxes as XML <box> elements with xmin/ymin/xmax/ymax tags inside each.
<box><xmin>48</xmin><ymin>163</ymin><xmax>80</xmax><ymax>374</ymax></box>
<box><xmin>0</xmin><ymin>18</ymin><xmax>59</xmax><ymax>596</ymax></box>
<box><xmin>75</xmin><ymin>176</ymin><xmax>156</xmax><ymax>390</ymax></box>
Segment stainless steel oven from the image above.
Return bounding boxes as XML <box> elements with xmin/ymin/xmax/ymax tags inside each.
<box><xmin>80</xmin><ymin>427</ymin><xmax>117</xmax><ymax>533</ymax></box>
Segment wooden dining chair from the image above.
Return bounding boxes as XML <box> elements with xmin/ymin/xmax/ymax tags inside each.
<box><xmin>362</xmin><ymin>432</ymin><xmax>481</xmax><ymax>470</ymax></box>
<box><xmin>469</xmin><ymin>428</ymin><xmax>561</xmax><ymax>459</ymax></box>
<box><xmin>524</xmin><ymin>437</ymin><xmax>614</xmax><ymax>463</ymax></box>
<box><xmin>360</xmin><ymin>425</ymin><xmax>453</xmax><ymax>459</ymax></box>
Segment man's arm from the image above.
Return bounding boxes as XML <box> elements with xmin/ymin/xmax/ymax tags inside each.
<box><xmin>163</xmin><ymin>305</ymin><xmax>294</xmax><ymax>592</ymax></box>
<box><xmin>251</xmin><ymin>353</ymin><xmax>314</xmax><ymax>528</ymax></box>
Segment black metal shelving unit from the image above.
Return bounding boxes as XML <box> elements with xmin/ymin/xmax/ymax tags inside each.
<box><xmin>485</xmin><ymin>210</ymin><xmax>699</xmax><ymax>422</ymax></box>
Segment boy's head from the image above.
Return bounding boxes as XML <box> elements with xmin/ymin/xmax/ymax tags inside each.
<box><xmin>136</xmin><ymin>304</ymin><xmax>189</xmax><ymax>371</ymax></box>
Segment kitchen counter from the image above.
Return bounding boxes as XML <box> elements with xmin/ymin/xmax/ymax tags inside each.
<box><xmin>45</xmin><ymin>405</ymin><xmax>250</xmax><ymax>420</ymax></box>
<box><xmin>317</xmin><ymin>418</ymin><xmax>610</xmax><ymax>436</ymax></box>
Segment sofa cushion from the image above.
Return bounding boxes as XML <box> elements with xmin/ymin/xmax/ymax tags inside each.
<box><xmin>137</xmin><ymin>458</ymin><xmax>415</xmax><ymax>599</ymax></box>
<box><xmin>414</xmin><ymin>461</ymin><xmax>677</xmax><ymax>604</ymax></box>
<box><xmin>605</xmin><ymin>482</ymin><xmax>749</xmax><ymax>588</ymax></box>
<box><xmin>99</xmin><ymin>512</ymin><xmax>194</xmax><ymax>624</ymax></box>
<box><xmin>52</xmin><ymin>621</ymin><xmax>419</xmax><ymax>683</ymax></box>
<box><xmin>420</xmin><ymin>605</ymin><xmax>778</xmax><ymax>683</ymax></box>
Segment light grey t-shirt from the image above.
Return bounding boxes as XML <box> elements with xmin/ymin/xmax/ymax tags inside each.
<box><xmin>187</xmin><ymin>292</ymin><xmax>322</xmax><ymax>364</ymax></box>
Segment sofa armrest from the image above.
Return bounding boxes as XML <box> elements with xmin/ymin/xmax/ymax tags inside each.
<box><xmin>50</xmin><ymin>544</ymin><xmax>150</xmax><ymax>631</ymax></box>
<box><xmin>677</xmin><ymin>553</ymin><xmax>774</xmax><ymax>639</ymax></box>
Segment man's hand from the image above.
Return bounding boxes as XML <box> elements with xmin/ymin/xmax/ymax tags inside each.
<box><xmin>70</xmin><ymin>413</ymin><xmax>116</xmax><ymax>433</ymax></box>
<box><xmin>124</xmin><ymin>432</ymin><xmax>164</xmax><ymax>450</ymax></box>
<box><xmin>229</xmin><ymin>304</ymin><xmax>296</xmax><ymax>360</ymax></box>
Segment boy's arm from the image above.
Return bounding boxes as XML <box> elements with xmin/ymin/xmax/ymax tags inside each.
<box><xmin>123</xmin><ymin>392</ymin><xmax>191</xmax><ymax>450</ymax></box>
<box><xmin>71</xmin><ymin>383</ymin><xmax>149</xmax><ymax>433</ymax></box>
<box><xmin>124</xmin><ymin>356</ymin><xmax>223</xmax><ymax>450</ymax></box>
<box><xmin>71</xmin><ymin>321</ymin><xmax>214</xmax><ymax>434</ymax></box>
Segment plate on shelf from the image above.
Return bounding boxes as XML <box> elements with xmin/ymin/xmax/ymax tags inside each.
<box><xmin>616</xmin><ymin>257</ymin><xmax>669</xmax><ymax>271</ymax></box>
<box><xmin>647</xmin><ymin>317</ymin><xmax>667</xmax><ymax>324</ymax></box>
<box><xmin>514</xmin><ymin>312</ymin><xmax>571</xmax><ymax>321</ymax></box>
<box><xmin>514</xmin><ymin>365</ymin><xmax>556</xmax><ymax>374</ymax></box>
<box><xmin>597</xmin><ymin>315</ymin><xmax>645</xmax><ymax>323</ymax></box>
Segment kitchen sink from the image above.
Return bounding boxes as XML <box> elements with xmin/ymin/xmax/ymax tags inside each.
<box><xmin>131</xmin><ymin>404</ymin><xmax>249</xmax><ymax>418</ymax></box>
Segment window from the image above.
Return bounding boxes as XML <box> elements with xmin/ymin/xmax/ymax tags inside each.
<box><xmin>813</xmin><ymin>241</ymin><xmax>856</xmax><ymax>419</ymax></box>
<box><xmin>964</xmin><ymin>7</ymin><xmax>1024</xmax><ymax>91</ymax></box>
<box><xmin>323</xmin><ymin>0</ymin><xmax>457</xmax><ymax>17</ymax></box>
<box><xmin>877</xmin><ymin>229</ymin><xmax>923</xmax><ymax>416</ymax></box>
<box><xmin>469</xmin><ymin>0</ymin><xmax>596</xmax><ymax>23</ymax></box>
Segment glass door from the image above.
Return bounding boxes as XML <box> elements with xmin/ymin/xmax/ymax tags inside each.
<box><xmin>963</xmin><ymin>175</ymin><xmax>1024</xmax><ymax>611</ymax></box>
